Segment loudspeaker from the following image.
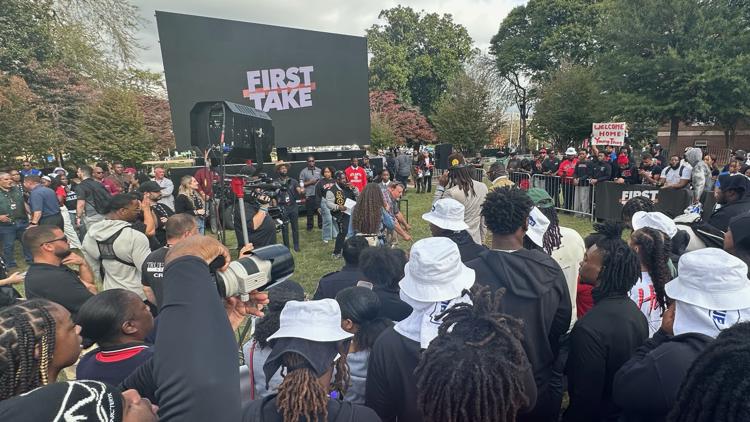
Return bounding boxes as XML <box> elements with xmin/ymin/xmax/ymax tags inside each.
<box><xmin>276</xmin><ymin>147</ymin><xmax>289</xmax><ymax>161</ymax></box>
<box><xmin>435</xmin><ymin>143</ymin><xmax>453</xmax><ymax>169</ymax></box>
<box><xmin>190</xmin><ymin>101</ymin><xmax>275</xmax><ymax>167</ymax></box>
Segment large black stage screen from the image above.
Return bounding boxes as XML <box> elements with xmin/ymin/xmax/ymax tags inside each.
<box><xmin>156</xmin><ymin>12</ymin><xmax>370</xmax><ymax>150</ymax></box>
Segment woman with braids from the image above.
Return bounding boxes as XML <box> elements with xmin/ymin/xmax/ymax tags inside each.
<box><xmin>0</xmin><ymin>299</ymin><xmax>82</xmax><ymax>400</ymax></box>
<box><xmin>242</xmin><ymin>280</ymin><xmax>305</xmax><ymax>399</ymax></box>
<box><xmin>335</xmin><ymin>286</ymin><xmax>393</xmax><ymax>404</ymax></box>
<box><xmin>563</xmin><ymin>222</ymin><xmax>648</xmax><ymax>422</ymax></box>
<box><xmin>434</xmin><ymin>153</ymin><xmax>489</xmax><ymax>244</ymax></box>
<box><xmin>466</xmin><ymin>186</ymin><xmax>570</xmax><ymax>422</ymax></box>
<box><xmin>348</xmin><ymin>182</ymin><xmax>394</xmax><ymax>246</ymax></box>
<box><xmin>666</xmin><ymin>321</ymin><xmax>750</xmax><ymax>422</ymax></box>
<box><xmin>244</xmin><ymin>299</ymin><xmax>380</xmax><ymax>421</ymax></box>
<box><xmin>628</xmin><ymin>227</ymin><xmax>673</xmax><ymax>336</ymax></box>
<box><xmin>615</xmin><ymin>248</ymin><xmax>750</xmax><ymax>422</ymax></box>
<box><xmin>415</xmin><ymin>285</ymin><xmax>537</xmax><ymax>422</ymax></box>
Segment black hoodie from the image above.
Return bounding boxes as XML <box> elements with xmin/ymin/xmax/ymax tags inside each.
<box><xmin>466</xmin><ymin>248</ymin><xmax>571</xmax><ymax>421</ymax></box>
<box><xmin>613</xmin><ymin>329</ymin><xmax>713</xmax><ymax>422</ymax></box>
<box><xmin>440</xmin><ymin>230</ymin><xmax>487</xmax><ymax>263</ymax></box>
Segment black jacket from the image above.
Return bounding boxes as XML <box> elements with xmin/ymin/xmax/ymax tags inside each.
<box><xmin>122</xmin><ymin>256</ymin><xmax>241</xmax><ymax>421</ymax></box>
<box><xmin>440</xmin><ymin>230</ymin><xmax>487</xmax><ymax>263</ymax></box>
<box><xmin>372</xmin><ymin>285</ymin><xmax>412</xmax><ymax>322</ymax></box>
<box><xmin>366</xmin><ymin>327</ymin><xmax>421</xmax><ymax>422</ymax></box>
<box><xmin>708</xmin><ymin>195</ymin><xmax>750</xmax><ymax>232</ymax></box>
<box><xmin>613</xmin><ymin>330</ymin><xmax>713</xmax><ymax>422</ymax></box>
<box><xmin>574</xmin><ymin>160</ymin><xmax>592</xmax><ymax>186</ymax></box>
<box><xmin>466</xmin><ymin>249</ymin><xmax>571</xmax><ymax>420</ymax></box>
<box><xmin>245</xmin><ymin>394</ymin><xmax>380</xmax><ymax>422</ymax></box>
<box><xmin>313</xmin><ymin>263</ymin><xmax>366</xmax><ymax>300</ymax></box>
<box><xmin>614</xmin><ymin>165</ymin><xmax>640</xmax><ymax>185</ymax></box>
<box><xmin>563</xmin><ymin>295</ymin><xmax>648</xmax><ymax>422</ymax></box>
<box><xmin>590</xmin><ymin>160</ymin><xmax>612</xmax><ymax>182</ymax></box>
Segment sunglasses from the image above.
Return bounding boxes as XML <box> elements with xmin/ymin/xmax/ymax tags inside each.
<box><xmin>43</xmin><ymin>236</ymin><xmax>69</xmax><ymax>245</ymax></box>
<box><xmin>94</xmin><ymin>171</ymin><xmax>104</xmax><ymax>174</ymax></box>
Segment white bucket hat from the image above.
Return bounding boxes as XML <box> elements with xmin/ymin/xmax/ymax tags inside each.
<box><xmin>399</xmin><ymin>237</ymin><xmax>475</xmax><ymax>302</ymax></box>
<box><xmin>666</xmin><ymin>249</ymin><xmax>750</xmax><ymax>310</ymax></box>
<box><xmin>565</xmin><ymin>147</ymin><xmax>577</xmax><ymax>156</ymax></box>
<box><xmin>631</xmin><ymin>211</ymin><xmax>678</xmax><ymax>239</ymax></box>
<box><xmin>526</xmin><ymin>207</ymin><xmax>550</xmax><ymax>248</ymax></box>
<box><xmin>267</xmin><ymin>299</ymin><xmax>353</xmax><ymax>342</ymax></box>
<box><xmin>422</xmin><ymin>198</ymin><xmax>469</xmax><ymax>232</ymax></box>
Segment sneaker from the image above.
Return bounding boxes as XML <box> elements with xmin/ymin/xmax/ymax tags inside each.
<box><xmin>332</xmin><ymin>253</ymin><xmax>341</xmax><ymax>259</ymax></box>
<box><xmin>323</xmin><ymin>240</ymin><xmax>329</xmax><ymax>244</ymax></box>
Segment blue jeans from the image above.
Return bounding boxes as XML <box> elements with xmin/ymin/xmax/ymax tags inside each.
<box><xmin>320</xmin><ymin>201</ymin><xmax>338</xmax><ymax>241</ymax></box>
<box><xmin>0</xmin><ymin>221</ymin><xmax>32</xmax><ymax>267</ymax></box>
<box><xmin>197</xmin><ymin>217</ymin><xmax>206</xmax><ymax>235</ymax></box>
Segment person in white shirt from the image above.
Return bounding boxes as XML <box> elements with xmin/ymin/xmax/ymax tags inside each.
<box><xmin>660</xmin><ymin>155</ymin><xmax>692</xmax><ymax>189</ymax></box>
<box><xmin>153</xmin><ymin>167</ymin><xmax>175</xmax><ymax>210</ymax></box>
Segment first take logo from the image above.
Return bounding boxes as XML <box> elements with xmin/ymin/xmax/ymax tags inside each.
<box><xmin>619</xmin><ymin>190</ymin><xmax>658</xmax><ymax>204</ymax></box>
<box><xmin>243</xmin><ymin>66</ymin><xmax>315</xmax><ymax>112</ymax></box>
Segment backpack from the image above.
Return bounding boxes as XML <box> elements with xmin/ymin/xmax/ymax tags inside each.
<box><xmin>96</xmin><ymin>226</ymin><xmax>135</xmax><ymax>279</ymax></box>
<box><xmin>82</xmin><ymin>179</ymin><xmax>112</xmax><ymax>214</ymax></box>
<box><xmin>664</xmin><ymin>165</ymin><xmax>686</xmax><ymax>179</ymax></box>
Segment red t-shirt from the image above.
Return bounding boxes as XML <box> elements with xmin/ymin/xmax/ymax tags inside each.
<box><xmin>345</xmin><ymin>166</ymin><xmax>367</xmax><ymax>193</ymax></box>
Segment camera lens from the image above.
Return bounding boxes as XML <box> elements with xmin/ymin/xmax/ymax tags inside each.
<box><xmin>214</xmin><ymin>245</ymin><xmax>294</xmax><ymax>298</ymax></box>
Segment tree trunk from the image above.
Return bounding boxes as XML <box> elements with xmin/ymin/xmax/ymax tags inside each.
<box><xmin>729</xmin><ymin>127</ymin><xmax>736</xmax><ymax>151</ymax></box>
<box><xmin>724</xmin><ymin>129</ymin><xmax>731</xmax><ymax>149</ymax></box>
<box><xmin>519</xmin><ymin>102</ymin><xmax>528</xmax><ymax>153</ymax></box>
<box><xmin>669</xmin><ymin>116</ymin><xmax>680</xmax><ymax>155</ymax></box>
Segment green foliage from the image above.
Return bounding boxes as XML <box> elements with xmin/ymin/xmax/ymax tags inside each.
<box><xmin>367</xmin><ymin>6</ymin><xmax>474</xmax><ymax>115</ymax></box>
<box><xmin>370</xmin><ymin>113</ymin><xmax>398</xmax><ymax>150</ymax></box>
<box><xmin>76</xmin><ymin>88</ymin><xmax>155</xmax><ymax>165</ymax></box>
<box><xmin>0</xmin><ymin>0</ymin><xmax>57</xmax><ymax>77</ymax></box>
<box><xmin>0</xmin><ymin>76</ymin><xmax>54</xmax><ymax>165</ymax></box>
<box><xmin>431</xmin><ymin>72</ymin><xmax>503</xmax><ymax>154</ymax></box>
<box><xmin>530</xmin><ymin>65</ymin><xmax>604</xmax><ymax>150</ymax></box>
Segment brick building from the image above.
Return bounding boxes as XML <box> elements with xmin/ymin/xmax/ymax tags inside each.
<box><xmin>657</xmin><ymin>120</ymin><xmax>750</xmax><ymax>165</ymax></box>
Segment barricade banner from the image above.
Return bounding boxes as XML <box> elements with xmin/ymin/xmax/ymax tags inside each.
<box><xmin>593</xmin><ymin>182</ymin><xmax>693</xmax><ymax>221</ymax></box>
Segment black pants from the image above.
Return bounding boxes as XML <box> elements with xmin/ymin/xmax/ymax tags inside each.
<box><xmin>396</xmin><ymin>175</ymin><xmax>409</xmax><ymax>192</ymax></box>
<box><xmin>280</xmin><ymin>206</ymin><xmax>300</xmax><ymax>251</ymax></box>
<box><xmin>305</xmin><ymin>196</ymin><xmax>321</xmax><ymax>230</ymax></box>
<box><xmin>424</xmin><ymin>174</ymin><xmax>432</xmax><ymax>192</ymax></box>
<box><xmin>544</xmin><ymin>178</ymin><xmax>561</xmax><ymax>208</ymax></box>
<box><xmin>39</xmin><ymin>213</ymin><xmax>64</xmax><ymax>230</ymax></box>
<box><xmin>333</xmin><ymin>212</ymin><xmax>349</xmax><ymax>255</ymax></box>
<box><xmin>561</xmin><ymin>183</ymin><xmax>575</xmax><ymax>211</ymax></box>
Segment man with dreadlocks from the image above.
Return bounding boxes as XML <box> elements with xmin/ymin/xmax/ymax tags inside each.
<box><xmin>415</xmin><ymin>285</ymin><xmax>537</xmax><ymax>422</ymax></box>
<box><xmin>666</xmin><ymin>321</ymin><xmax>750</xmax><ymax>422</ymax></box>
<box><xmin>563</xmin><ymin>222</ymin><xmax>648</xmax><ymax>422</ymax></box>
<box><xmin>434</xmin><ymin>153</ymin><xmax>489</xmax><ymax>244</ymax></box>
<box><xmin>613</xmin><ymin>248</ymin><xmax>750</xmax><ymax>422</ymax></box>
<box><xmin>466</xmin><ymin>187</ymin><xmax>570</xmax><ymax>421</ymax></box>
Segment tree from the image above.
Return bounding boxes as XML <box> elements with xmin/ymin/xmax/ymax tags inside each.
<box><xmin>137</xmin><ymin>94</ymin><xmax>175</xmax><ymax>156</ymax></box>
<box><xmin>431</xmin><ymin>72</ymin><xmax>504</xmax><ymax>154</ymax></box>
<box><xmin>370</xmin><ymin>113</ymin><xmax>398</xmax><ymax>151</ymax></box>
<box><xmin>367</xmin><ymin>6</ymin><xmax>474</xmax><ymax>115</ymax></box>
<box><xmin>0</xmin><ymin>76</ymin><xmax>54</xmax><ymax>165</ymax></box>
<box><xmin>490</xmin><ymin>0</ymin><xmax>603</xmax><ymax>152</ymax></box>
<box><xmin>76</xmin><ymin>87</ymin><xmax>154</xmax><ymax>164</ymax></box>
<box><xmin>369</xmin><ymin>90</ymin><xmax>435</xmax><ymax>145</ymax></box>
<box><xmin>530</xmin><ymin>65</ymin><xmax>604</xmax><ymax>150</ymax></box>
<box><xmin>596</xmin><ymin>0</ymin><xmax>704</xmax><ymax>152</ymax></box>
<box><xmin>0</xmin><ymin>0</ymin><xmax>57</xmax><ymax>77</ymax></box>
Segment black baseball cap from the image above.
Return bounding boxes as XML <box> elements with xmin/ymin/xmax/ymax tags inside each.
<box><xmin>138</xmin><ymin>181</ymin><xmax>162</xmax><ymax>193</ymax></box>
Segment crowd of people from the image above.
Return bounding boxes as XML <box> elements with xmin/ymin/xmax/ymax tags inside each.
<box><xmin>1</xmin><ymin>146</ymin><xmax>750</xmax><ymax>422</ymax></box>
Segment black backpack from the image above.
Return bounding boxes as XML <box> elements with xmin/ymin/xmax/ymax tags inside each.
<box><xmin>81</xmin><ymin>179</ymin><xmax>112</xmax><ymax>215</ymax></box>
<box><xmin>96</xmin><ymin>226</ymin><xmax>135</xmax><ymax>279</ymax></box>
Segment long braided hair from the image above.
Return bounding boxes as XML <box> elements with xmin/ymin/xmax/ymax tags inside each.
<box><xmin>447</xmin><ymin>164</ymin><xmax>477</xmax><ymax>198</ymax></box>
<box><xmin>415</xmin><ymin>285</ymin><xmax>531</xmax><ymax>422</ymax></box>
<box><xmin>631</xmin><ymin>227</ymin><xmax>673</xmax><ymax>311</ymax></box>
<box><xmin>0</xmin><ymin>299</ymin><xmax>57</xmax><ymax>400</ymax></box>
<box><xmin>590</xmin><ymin>222</ymin><xmax>641</xmax><ymax>301</ymax></box>
<box><xmin>525</xmin><ymin>206</ymin><xmax>562</xmax><ymax>255</ymax></box>
<box><xmin>667</xmin><ymin>321</ymin><xmax>750</xmax><ymax>421</ymax></box>
<box><xmin>275</xmin><ymin>345</ymin><xmax>350</xmax><ymax>422</ymax></box>
<box><xmin>351</xmin><ymin>183</ymin><xmax>386</xmax><ymax>235</ymax></box>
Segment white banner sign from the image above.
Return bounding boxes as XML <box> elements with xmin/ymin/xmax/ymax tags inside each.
<box><xmin>592</xmin><ymin>122</ymin><xmax>626</xmax><ymax>146</ymax></box>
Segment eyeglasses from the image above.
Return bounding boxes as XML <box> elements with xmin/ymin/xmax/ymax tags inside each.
<box><xmin>43</xmin><ymin>236</ymin><xmax>69</xmax><ymax>245</ymax></box>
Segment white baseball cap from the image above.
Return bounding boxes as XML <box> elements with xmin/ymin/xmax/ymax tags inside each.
<box><xmin>666</xmin><ymin>249</ymin><xmax>750</xmax><ymax>310</ymax></box>
<box><xmin>399</xmin><ymin>237</ymin><xmax>475</xmax><ymax>302</ymax></box>
<box><xmin>267</xmin><ymin>299</ymin><xmax>353</xmax><ymax>342</ymax></box>
<box><xmin>422</xmin><ymin>198</ymin><xmax>469</xmax><ymax>232</ymax></box>
<box><xmin>631</xmin><ymin>211</ymin><xmax>678</xmax><ymax>239</ymax></box>
<box><xmin>526</xmin><ymin>207</ymin><xmax>551</xmax><ymax>248</ymax></box>
<box><xmin>565</xmin><ymin>147</ymin><xmax>577</xmax><ymax>156</ymax></box>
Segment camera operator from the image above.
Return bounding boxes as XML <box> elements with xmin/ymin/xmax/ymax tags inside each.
<box><xmin>273</xmin><ymin>161</ymin><xmax>303</xmax><ymax>252</ymax></box>
<box><xmin>233</xmin><ymin>166</ymin><xmax>277</xmax><ymax>250</ymax></box>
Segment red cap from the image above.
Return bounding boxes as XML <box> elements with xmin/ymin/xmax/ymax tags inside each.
<box><xmin>539</xmin><ymin>148</ymin><xmax>547</xmax><ymax>154</ymax></box>
<box><xmin>230</xmin><ymin>177</ymin><xmax>245</xmax><ymax>198</ymax></box>
<box><xmin>617</xmin><ymin>154</ymin><xmax>630</xmax><ymax>166</ymax></box>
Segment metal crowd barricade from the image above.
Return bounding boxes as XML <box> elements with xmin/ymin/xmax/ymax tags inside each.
<box><xmin>530</xmin><ymin>174</ymin><xmax>595</xmax><ymax>221</ymax></box>
<box><xmin>509</xmin><ymin>171</ymin><xmax>531</xmax><ymax>189</ymax></box>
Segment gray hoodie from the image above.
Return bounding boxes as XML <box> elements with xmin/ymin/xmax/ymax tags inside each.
<box><xmin>81</xmin><ymin>219</ymin><xmax>151</xmax><ymax>300</ymax></box>
<box><xmin>685</xmin><ymin>148</ymin><xmax>711</xmax><ymax>201</ymax></box>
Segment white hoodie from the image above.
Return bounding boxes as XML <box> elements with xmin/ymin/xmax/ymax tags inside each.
<box><xmin>82</xmin><ymin>219</ymin><xmax>151</xmax><ymax>300</ymax></box>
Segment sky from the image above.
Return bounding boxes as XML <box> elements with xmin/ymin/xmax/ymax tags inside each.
<box><xmin>130</xmin><ymin>0</ymin><xmax>526</xmax><ymax>72</ymax></box>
